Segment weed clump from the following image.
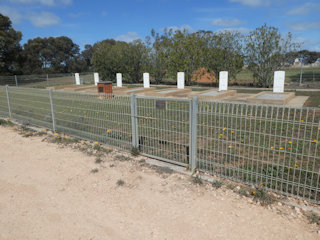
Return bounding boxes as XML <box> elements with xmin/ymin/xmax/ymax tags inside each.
<box><xmin>116</xmin><ymin>179</ymin><xmax>125</xmax><ymax>186</ymax></box>
<box><xmin>251</xmin><ymin>188</ymin><xmax>275</xmax><ymax>206</ymax></box>
<box><xmin>131</xmin><ymin>147</ymin><xmax>140</xmax><ymax>156</ymax></box>
<box><xmin>114</xmin><ymin>154</ymin><xmax>131</xmax><ymax>162</ymax></box>
<box><xmin>212</xmin><ymin>180</ymin><xmax>223</xmax><ymax>189</ymax></box>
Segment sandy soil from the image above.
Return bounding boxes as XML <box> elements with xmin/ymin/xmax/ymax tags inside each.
<box><xmin>0</xmin><ymin>126</ymin><xmax>318</xmax><ymax>240</ymax></box>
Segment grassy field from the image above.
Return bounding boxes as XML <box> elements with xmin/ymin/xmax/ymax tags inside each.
<box><xmin>0</xmin><ymin>86</ymin><xmax>319</xmax><ymax>202</ymax></box>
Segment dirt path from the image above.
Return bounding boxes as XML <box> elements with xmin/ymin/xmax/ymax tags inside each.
<box><xmin>0</xmin><ymin>126</ymin><xmax>318</xmax><ymax>240</ymax></box>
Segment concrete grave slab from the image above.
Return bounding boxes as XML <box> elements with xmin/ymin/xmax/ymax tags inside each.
<box><xmin>191</xmin><ymin>89</ymin><xmax>236</xmax><ymax>100</ymax></box>
<box><xmin>141</xmin><ymin>88</ymin><xmax>192</xmax><ymax>98</ymax></box>
<box><xmin>247</xmin><ymin>91</ymin><xmax>295</xmax><ymax>105</ymax></box>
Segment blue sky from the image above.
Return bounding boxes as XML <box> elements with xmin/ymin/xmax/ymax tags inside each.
<box><xmin>1</xmin><ymin>0</ymin><xmax>319</xmax><ymax>51</ymax></box>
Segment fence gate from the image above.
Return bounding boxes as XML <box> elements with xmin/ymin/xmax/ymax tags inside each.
<box><xmin>134</xmin><ymin>95</ymin><xmax>192</xmax><ymax>166</ymax></box>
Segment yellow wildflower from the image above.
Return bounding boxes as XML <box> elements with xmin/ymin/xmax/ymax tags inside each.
<box><xmin>270</xmin><ymin>146</ymin><xmax>274</xmax><ymax>150</ymax></box>
<box><xmin>106</xmin><ymin>129</ymin><xmax>111</xmax><ymax>133</ymax></box>
<box><xmin>280</xmin><ymin>147</ymin><xmax>284</xmax><ymax>150</ymax></box>
<box><xmin>94</xmin><ymin>141</ymin><xmax>99</xmax><ymax>145</ymax></box>
<box><xmin>252</xmin><ymin>190</ymin><xmax>257</xmax><ymax>195</ymax></box>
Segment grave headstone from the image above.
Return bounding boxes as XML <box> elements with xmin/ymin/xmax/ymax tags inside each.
<box><xmin>75</xmin><ymin>73</ymin><xmax>81</xmax><ymax>85</ymax></box>
<box><xmin>94</xmin><ymin>72</ymin><xmax>99</xmax><ymax>86</ymax></box>
<box><xmin>219</xmin><ymin>71</ymin><xmax>228</xmax><ymax>91</ymax></box>
<box><xmin>177</xmin><ymin>72</ymin><xmax>185</xmax><ymax>89</ymax></box>
<box><xmin>116</xmin><ymin>73</ymin><xmax>122</xmax><ymax>87</ymax></box>
<box><xmin>143</xmin><ymin>73</ymin><xmax>150</xmax><ymax>88</ymax></box>
<box><xmin>273</xmin><ymin>71</ymin><xmax>285</xmax><ymax>93</ymax></box>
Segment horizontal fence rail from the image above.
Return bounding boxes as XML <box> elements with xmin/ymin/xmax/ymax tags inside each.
<box><xmin>1</xmin><ymin>86</ymin><xmax>319</xmax><ymax>203</ymax></box>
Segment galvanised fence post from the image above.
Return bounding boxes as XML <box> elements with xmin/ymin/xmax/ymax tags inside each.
<box><xmin>190</xmin><ymin>96</ymin><xmax>198</xmax><ymax>170</ymax></box>
<box><xmin>49</xmin><ymin>88</ymin><xmax>56</xmax><ymax>132</ymax></box>
<box><xmin>5</xmin><ymin>85</ymin><xmax>12</xmax><ymax>118</ymax></box>
<box><xmin>14</xmin><ymin>75</ymin><xmax>18</xmax><ymax>87</ymax></box>
<box><xmin>130</xmin><ymin>93</ymin><xmax>139</xmax><ymax>148</ymax></box>
<box><xmin>46</xmin><ymin>74</ymin><xmax>49</xmax><ymax>86</ymax></box>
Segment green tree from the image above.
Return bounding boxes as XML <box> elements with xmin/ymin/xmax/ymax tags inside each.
<box><xmin>0</xmin><ymin>14</ymin><xmax>22</xmax><ymax>75</ymax></box>
<box><xmin>22</xmin><ymin>36</ymin><xmax>80</xmax><ymax>74</ymax></box>
<box><xmin>92</xmin><ymin>39</ymin><xmax>147</xmax><ymax>83</ymax></box>
<box><xmin>245</xmin><ymin>24</ymin><xmax>299</xmax><ymax>87</ymax></box>
<box><xmin>205</xmin><ymin>30</ymin><xmax>244</xmax><ymax>81</ymax></box>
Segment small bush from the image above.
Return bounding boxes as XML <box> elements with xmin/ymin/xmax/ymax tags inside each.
<box><xmin>95</xmin><ymin>157</ymin><xmax>103</xmax><ymax>164</ymax></box>
<box><xmin>305</xmin><ymin>212</ymin><xmax>320</xmax><ymax>225</ymax></box>
<box><xmin>212</xmin><ymin>180</ymin><xmax>223</xmax><ymax>189</ymax></box>
<box><xmin>91</xmin><ymin>168</ymin><xmax>99</xmax><ymax>173</ymax></box>
<box><xmin>192</xmin><ymin>176</ymin><xmax>202</xmax><ymax>185</ymax></box>
<box><xmin>131</xmin><ymin>147</ymin><xmax>140</xmax><ymax>156</ymax></box>
<box><xmin>252</xmin><ymin>188</ymin><xmax>274</xmax><ymax>206</ymax></box>
<box><xmin>0</xmin><ymin>119</ymin><xmax>13</xmax><ymax>126</ymax></box>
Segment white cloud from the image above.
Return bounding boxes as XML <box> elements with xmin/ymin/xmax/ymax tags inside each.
<box><xmin>162</xmin><ymin>24</ymin><xmax>194</xmax><ymax>32</ymax></box>
<box><xmin>7</xmin><ymin>0</ymin><xmax>72</xmax><ymax>6</ymax></box>
<box><xmin>289</xmin><ymin>20</ymin><xmax>320</xmax><ymax>31</ymax></box>
<box><xmin>286</xmin><ymin>2</ymin><xmax>320</xmax><ymax>15</ymax></box>
<box><xmin>115</xmin><ymin>32</ymin><xmax>140</xmax><ymax>42</ymax></box>
<box><xmin>211</xmin><ymin>18</ymin><xmax>246</xmax><ymax>27</ymax></box>
<box><xmin>0</xmin><ymin>5</ymin><xmax>22</xmax><ymax>24</ymax></box>
<box><xmin>229</xmin><ymin>0</ymin><xmax>270</xmax><ymax>7</ymax></box>
<box><xmin>27</xmin><ymin>11</ymin><xmax>60</xmax><ymax>27</ymax></box>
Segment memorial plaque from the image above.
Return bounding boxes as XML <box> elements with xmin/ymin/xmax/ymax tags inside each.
<box><xmin>155</xmin><ymin>100</ymin><xmax>166</xmax><ymax>110</ymax></box>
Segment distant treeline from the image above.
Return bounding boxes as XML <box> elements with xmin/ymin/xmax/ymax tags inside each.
<box><xmin>1</xmin><ymin>13</ymin><xmax>320</xmax><ymax>87</ymax></box>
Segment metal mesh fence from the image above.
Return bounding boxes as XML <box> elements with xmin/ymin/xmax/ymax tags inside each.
<box><xmin>0</xmin><ymin>73</ymin><xmax>93</xmax><ymax>88</ymax></box>
<box><xmin>52</xmin><ymin>91</ymin><xmax>132</xmax><ymax>150</ymax></box>
<box><xmin>0</xmin><ymin>86</ymin><xmax>9</xmax><ymax>118</ymax></box>
<box><xmin>1</xmin><ymin>86</ymin><xmax>319</xmax><ymax>203</ymax></box>
<box><xmin>197</xmin><ymin>101</ymin><xmax>320</xmax><ymax>202</ymax></box>
<box><xmin>8</xmin><ymin>87</ymin><xmax>53</xmax><ymax>129</ymax></box>
<box><xmin>136</xmin><ymin>96</ymin><xmax>191</xmax><ymax>166</ymax></box>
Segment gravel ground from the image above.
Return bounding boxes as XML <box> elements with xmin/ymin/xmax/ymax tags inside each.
<box><xmin>0</xmin><ymin>126</ymin><xmax>319</xmax><ymax>240</ymax></box>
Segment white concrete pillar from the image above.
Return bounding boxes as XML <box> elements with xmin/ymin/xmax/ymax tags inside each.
<box><xmin>116</xmin><ymin>73</ymin><xmax>122</xmax><ymax>87</ymax></box>
<box><xmin>94</xmin><ymin>72</ymin><xmax>99</xmax><ymax>86</ymax></box>
<box><xmin>273</xmin><ymin>71</ymin><xmax>285</xmax><ymax>93</ymax></box>
<box><xmin>75</xmin><ymin>73</ymin><xmax>81</xmax><ymax>85</ymax></box>
<box><xmin>177</xmin><ymin>72</ymin><xmax>185</xmax><ymax>89</ymax></box>
<box><xmin>143</xmin><ymin>73</ymin><xmax>150</xmax><ymax>88</ymax></box>
<box><xmin>219</xmin><ymin>71</ymin><xmax>228</xmax><ymax>91</ymax></box>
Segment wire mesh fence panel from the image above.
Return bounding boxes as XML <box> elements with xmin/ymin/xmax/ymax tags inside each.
<box><xmin>48</xmin><ymin>74</ymin><xmax>75</xmax><ymax>87</ymax></box>
<box><xmin>197</xmin><ymin>100</ymin><xmax>320</xmax><ymax>203</ymax></box>
<box><xmin>79</xmin><ymin>73</ymin><xmax>94</xmax><ymax>84</ymax></box>
<box><xmin>136</xmin><ymin>96</ymin><xmax>191</xmax><ymax>166</ymax></box>
<box><xmin>8</xmin><ymin>87</ymin><xmax>53</xmax><ymax>129</ymax></box>
<box><xmin>0</xmin><ymin>76</ymin><xmax>16</xmax><ymax>86</ymax></box>
<box><xmin>0</xmin><ymin>86</ymin><xmax>9</xmax><ymax>117</ymax></box>
<box><xmin>52</xmin><ymin>91</ymin><xmax>132</xmax><ymax>150</ymax></box>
